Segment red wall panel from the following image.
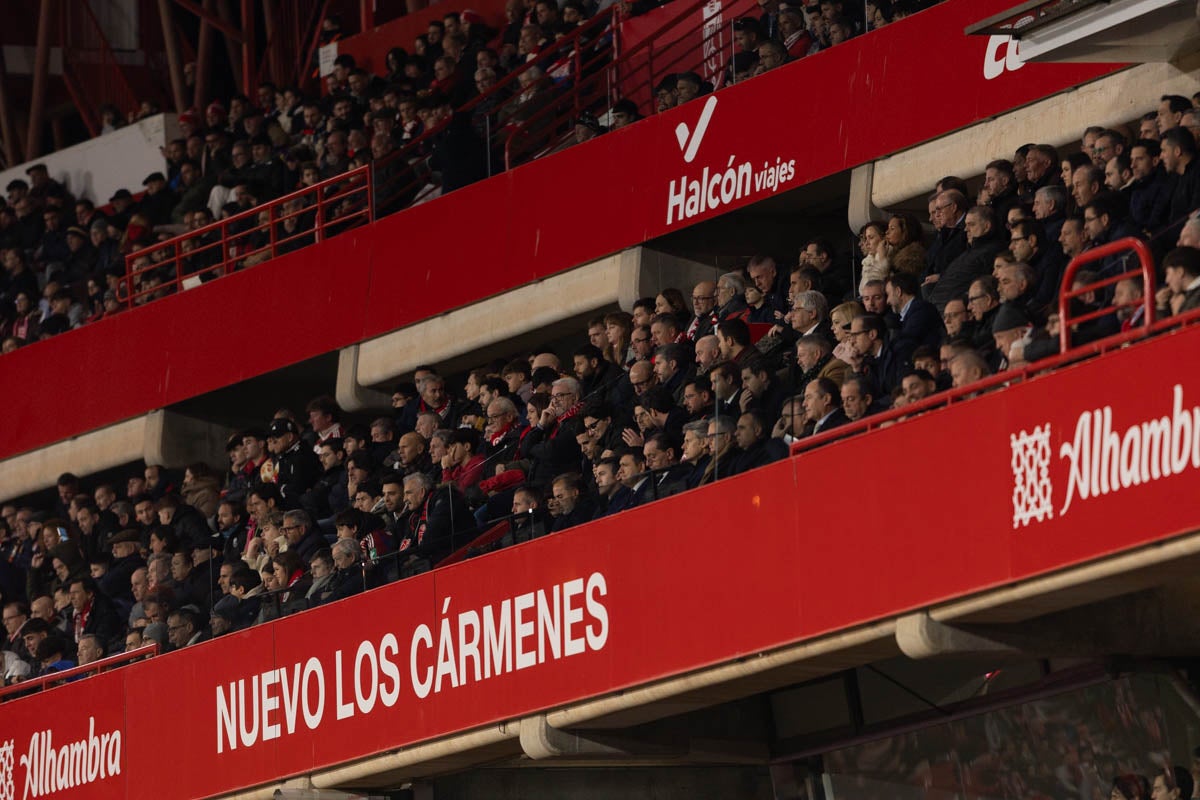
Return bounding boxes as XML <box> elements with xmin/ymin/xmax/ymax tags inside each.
<box><xmin>0</xmin><ymin>0</ymin><xmax>1123</xmax><ymax>462</ymax></box>
<box><xmin>2</xmin><ymin>322</ymin><xmax>1198</xmax><ymax>799</ymax></box>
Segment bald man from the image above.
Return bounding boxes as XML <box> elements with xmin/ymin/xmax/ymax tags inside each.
<box><xmin>686</xmin><ymin>281</ymin><xmax>718</xmax><ymax>340</ymax></box>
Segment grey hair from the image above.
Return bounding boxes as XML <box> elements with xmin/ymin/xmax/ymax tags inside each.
<box><xmin>718</xmin><ymin>271</ymin><xmax>745</xmax><ymax>292</ymax></box>
<box><xmin>332</xmin><ymin>538</ymin><xmax>360</xmax><ymax>563</ymax></box>
<box><xmin>794</xmin><ymin>290</ymin><xmax>828</xmax><ymax>319</ymax></box>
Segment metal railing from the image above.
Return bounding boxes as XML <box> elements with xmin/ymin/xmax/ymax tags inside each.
<box><xmin>370</xmin><ymin>6</ymin><xmax>620</xmax><ymax>213</ymax></box>
<box><xmin>1058</xmin><ymin>236</ymin><xmax>1156</xmax><ymax>352</ymax></box>
<box><xmin>791</xmin><ymin>270</ymin><xmax>1194</xmax><ymax>459</ymax></box>
<box><xmin>0</xmin><ymin>644</ymin><xmax>158</xmax><ymax>702</ymax></box>
<box><xmin>122</xmin><ymin>164</ymin><xmax>372</xmax><ymax>307</ymax></box>
<box><xmin>59</xmin><ymin>2</ymin><xmax>144</xmax><ymax>136</ymax></box>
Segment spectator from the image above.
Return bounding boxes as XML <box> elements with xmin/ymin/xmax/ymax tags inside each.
<box><xmin>1157</xmin><ymin>246</ymin><xmax>1200</xmax><ymax>315</ymax></box>
<box><xmin>927</xmin><ymin>206</ymin><xmax>1006</xmax><ymax>311</ymax></box>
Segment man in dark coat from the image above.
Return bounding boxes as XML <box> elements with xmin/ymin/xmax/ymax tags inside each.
<box><xmin>266</xmin><ymin>418</ymin><xmax>322</xmax><ymax>509</ymax></box>
<box><xmin>395</xmin><ymin>473</ymin><xmax>476</xmax><ymax>571</ymax></box>
<box><xmin>927</xmin><ymin>206</ymin><xmax>1007</xmax><ymax>312</ymax></box>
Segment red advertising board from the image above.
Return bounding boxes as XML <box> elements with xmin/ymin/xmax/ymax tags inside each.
<box><xmin>2</xmin><ymin>323</ymin><xmax>1199</xmax><ymax>798</ymax></box>
<box><xmin>0</xmin><ymin>0</ymin><xmax>1124</xmax><ymax>461</ymax></box>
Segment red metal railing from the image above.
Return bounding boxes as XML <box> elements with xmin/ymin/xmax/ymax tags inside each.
<box><xmin>440</xmin><ymin>520</ymin><xmax>512</xmax><ymax>567</ymax></box>
<box><xmin>791</xmin><ymin>270</ymin><xmax>1191</xmax><ymax>459</ymax></box>
<box><xmin>59</xmin><ymin>2</ymin><xmax>145</xmax><ymax>136</ymax></box>
<box><xmin>1058</xmin><ymin>236</ymin><xmax>1156</xmax><ymax>352</ymax></box>
<box><xmin>502</xmin><ymin>30</ymin><xmax>619</xmax><ymax>169</ymax></box>
<box><xmin>122</xmin><ymin>164</ymin><xmax>373</xmax><ymax>308</ymax></box>
<box><xmin>370</xmin><ymin>7</ymin><xmax>620</xmax><ymax>211</ymax></box>
<box><xmin>0</xmin><ymin>644</ymin><xmax>158</xmax><ymax>701</ymax></box>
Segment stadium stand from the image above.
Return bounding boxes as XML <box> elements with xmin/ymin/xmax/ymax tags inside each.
<box><xmin>2</xmin><ymin>0</ymin><xmax>1200</xmax><ymax>797</ymax></box>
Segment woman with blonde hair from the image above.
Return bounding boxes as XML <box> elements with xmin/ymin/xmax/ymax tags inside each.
<box><xmin>830</xmin><ymin>301</ymin><xmax>864</xmax><ymax>364</ymax></box>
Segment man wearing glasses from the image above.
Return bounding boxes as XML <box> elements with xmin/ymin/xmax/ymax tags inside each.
<box><xmin>685</xmin><ymin>280</ymin><xmax>718</xmax><ymax>341</ymax></box>
<box><xmin>524</xmin><ymin>378</ymin><xmax>586</xmax><ymax>490</ymax></box>
<box><xmin>924</xmin><ymin>189</ymin><xmax>968</xmax><ymax>286</ymax></box>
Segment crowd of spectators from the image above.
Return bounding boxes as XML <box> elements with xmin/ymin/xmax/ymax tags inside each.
<box><xmin>2</xmin><ymin>89</ymin><xmax>1199</xmax><ymax>680</ymax></box>
<box><xmin>0</xmin><ymin>0</ymin><xmax>949</xmax><ymax>356</ymax></box>
<box><xmin>1</xmin><ymin>11</ymin><xmax>1199</xmax><ymax>686</ymax></box>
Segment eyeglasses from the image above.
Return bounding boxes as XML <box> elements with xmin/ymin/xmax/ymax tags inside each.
<box><xmin>848</xmin><ymin>330</ymin><xmax>869</xmax><ymax>338</ymax></box>
<box><xmin>631</xmin><ymin>336</ymin><xmax>650</xmax><ymax>344</ymax></box>
<box><xmin>692</xmin><ymin>295</ymin><xmax>714</xmax><ymax>302</ymax></box>
<box><xmin>550</xmin><ymin>392</ymin><xmax>574</xmax><ymax>400</ymax></box>
<box><xmin>281</xmin><ymin>525</ymin><xmax>302</xmax><ymax>533</ymax></box>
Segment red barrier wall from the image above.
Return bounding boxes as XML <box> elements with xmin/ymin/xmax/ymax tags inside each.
<box><xmin>0</xmin><ymin>0</ymin><xmax>1122</xmax><ymax>461</ymax></box>
<box><xmin>2</xmin><ymin>321</ymin><xmax>1198</xmax><ymax>799</ymax></box>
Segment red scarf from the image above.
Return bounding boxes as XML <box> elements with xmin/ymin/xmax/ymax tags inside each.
<box><xmin>74</xmin><ymin>598</ymin><xmax>93</xmax><ymax>642</ymax></box>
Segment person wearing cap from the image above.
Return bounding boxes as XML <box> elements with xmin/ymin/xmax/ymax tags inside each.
<box><xmin>61</xmin><ymin>224</ymin><xmax>98</xmax><ymax>282</ymax></box>
<box><xmin>97</xmin><ymin>530</ymin><xmax>145</xmax><ymax>605</ymax></box>
<box><xmin>990</xmin><ymin>302</ymin><xmax>1034</xmax><ymax>371</ymax></box>
<box><xmin>25</xmin><ymin>163</ymin><xmax>64</xmax><ymax>204</ymax></box>
<box><xmin>139</xmin><ymin>171</ymin><xmax>176</xmax><ymax>226</ymax></box>
<box><xmin>247</xmin><ymin>134</ymin><xmax>287</xmax><ymax>199</ymax></box>
<box><xmin>107</xmin><ymin>188</ymin><xmax>136</xmax><ymax>230</ymax></box>
<box><xmin>266</xmin><ymin>418</ymin><xmax>323</xmax><ymax>508</ymax></box>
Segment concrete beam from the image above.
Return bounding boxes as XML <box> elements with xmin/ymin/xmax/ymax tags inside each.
<box><xmin>519</xmin><ymin>714</ymin><xmax>633</xmax><ymax>760</ymax></box>
<box><xmin>868</xmin><ymin>57</ymin><xmax>1200</xmax><ymax>209</ymax></box>
<box><xmin>901</xmin><ymin>581</ymin><xmax>1200</xmax><ymax>660</ymax></box>
<box><xmin>0</xmin><ymin>411</ymin><xmax>235</xmax><ymax>504</ymax></box>
<box><xmin>896</xmin><ymin>612</ymin><xmax>1023</xmax><ymax>660</ymax></box>
<box><xmin>345</xmin><ymin>247</ymin><xmax>720</xmax><ymax>398</ymax></box>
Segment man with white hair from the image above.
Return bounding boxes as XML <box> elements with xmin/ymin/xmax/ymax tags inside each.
<box><xmin>395</xmin><ymin>472</ymin><xmax>474</xmax><ymax>575</ymax></box>
<box><xmin>715</xmin><ymin>271</ymin><xmax>750</xmax><ymax>323</ymax></box>
<box><xmin>523</xmin><ymin>377</ymin><xmax>586</xmax><ymax>490</ymax></box>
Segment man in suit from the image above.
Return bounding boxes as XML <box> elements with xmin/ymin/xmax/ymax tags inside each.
<box><xmin>730</xmin><ymin>411</ymin><xmax>788</xmax><ymax>474</ymax></box>
<box><xmin>591</xmin><ymin>457</ymin><xmax>636</xmax><ymax>519</ymax></box>
<box><xmin>849</xmin><ymin>313</ymin><xmax>902</xmax><ymax>399</ymax></box>
<box><xmin>802</xmin><ymin>378</ymin><xmax>848</xmax><ymax>437</ymax></box>
<box><xmin>885</xmin><ymin>271</ymin><xmax>943</xmax><ymax>367</ymax></box>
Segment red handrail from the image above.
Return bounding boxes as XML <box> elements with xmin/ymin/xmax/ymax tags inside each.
<box><xmin>503</xmin><ymin>36</ymin><xmax>617</xmax><ymax>169</ymax></box>
<box><xmin>59</xmin><ymin>2</ymin><xmax>146</xmax><ymax>136</ymax></box>
<box><xmin>122</xmin><ymin>165</ymin><xmax>373</xmax><ymax>308</ymax></box>
<box><xmin>790</xmin><ymin>299</ymin><xmax>1200</xmax><ymax>459</ymax></box>
<box><xmin>0</xmin><ymin>644</ymin><xmax>158</xmax><ymax>701</ymax></box>
<box><xmin>439</xmin><ymin>520</ymin><xmax>513</xmax><ymax>567</ymax></box>
<box><xmin>1057</xmin><ymin>236</ymin><xmax>1156</xmax><ymax>352</ymax></box>
<box><xmin>371</xmin><ymin>7</ymin><xmax>619</xmax><ymax>210</ymax></box>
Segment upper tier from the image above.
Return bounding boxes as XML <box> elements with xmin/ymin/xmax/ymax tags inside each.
<box><xmin>0</xmin><ymin>0</ymin><xmax>1118</xmax><ymax>462</ymax></box>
